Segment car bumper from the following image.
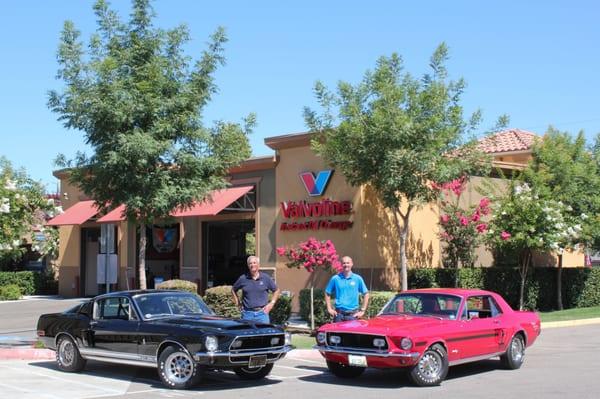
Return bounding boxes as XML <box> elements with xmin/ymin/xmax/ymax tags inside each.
<box><xmin>314</xmin><ymin>345</ymin><xmax>421</xmax><ymax>368</ymax></box>
<box><xmin>193</xmin><ymin>345</ymin><xmax>293</xmax><ymax>367</ymax></box>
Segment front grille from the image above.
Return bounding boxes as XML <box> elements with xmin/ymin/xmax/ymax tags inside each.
<box><xmin>327</xmin><ymin>332</ymin><xmax>388</xmax><ymax>350</ymax></box>
<box><xmin>230</xmin><ymin>334</ymin><xmax>285</xmax><ymax>350</ymax></box>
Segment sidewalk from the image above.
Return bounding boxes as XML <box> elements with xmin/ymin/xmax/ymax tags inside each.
<box><xmin>2</xmin><ymin>317</ymin><xmax>598</xmax><ymax>361</ymax></box>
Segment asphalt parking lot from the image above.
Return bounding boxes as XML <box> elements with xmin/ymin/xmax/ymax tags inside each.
<box><xmin>1</xmin><ymin>323</ymin><xmax>599</xmax><ymax>399</ymax></box>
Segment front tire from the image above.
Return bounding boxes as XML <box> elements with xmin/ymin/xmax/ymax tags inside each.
<box><xmin>158</xmin><ymin>346</ymin><xmax>202</xmax><ymax>389</ymax></box>
<box><xmin>56</xmin><ymin>335</ymin><xmax>86</xmax><ymax>372</ymax></box>
<box><xmin>326</xmin><ymin>360</ymin><xmax>365</xmax><ymax>378</ymax></box>
<box><xmin>409</xmin><ymin>344</ymin><xmax>448</xmax><ymax>386</ymax></box>
<box><xmin>234</xmin><ymin>363</ymin><xmax>274</xmax><ymax>380</ymax></box>
<box><xmin>500</xmin><ymin>334</ymin><xmax>525</xmax><ymax>370</ymax></box>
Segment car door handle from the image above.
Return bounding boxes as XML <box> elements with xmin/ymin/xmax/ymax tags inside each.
<box><xmin>493</xmin><ymin>319</ymin><xmax>500</xmax><ymax>324</ymax></box>
<box><xmin>90</xmin><ymin>321</ymin><xmax>98</xmax><ymax>326</ymax></box>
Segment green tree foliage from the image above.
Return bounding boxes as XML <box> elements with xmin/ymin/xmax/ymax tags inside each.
<box><xmin>0</xmin><ymin>157</ymin><xmax>59</xmax><ymax>270</ymax></box>
<box><xmin>304</xmin><ymin>44</ymin><xmax>487</xmax><ymax>290</ymax></box>
<box><xmin>521</xmin><ymin>127</ymin><xmax>600</xmax><ymax>309</ymax></box>
<box><xmin>48</xmin><ymin>0</ymin><xmax>252</xmax><ymax>288</ymax></box>
<box><xmin>486</xmin><ymin>181</ymin><xmax>581</xmax><ymax>309</ymax></box>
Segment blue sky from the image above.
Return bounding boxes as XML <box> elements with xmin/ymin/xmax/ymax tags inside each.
<box><xmin>1</xmin><ymin>0</ymin><xmax>599</xmax><ymax>189</ymax></box>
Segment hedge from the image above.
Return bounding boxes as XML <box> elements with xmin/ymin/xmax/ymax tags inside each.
<box><xmin>203</xmin><ymin>285</ymin><xmax>292</xmax><ymax>325</ymax></box>
<box><xmin>0</xmin><ymin>284</ymin><xmax>22</xmax><ymax>300</ymax></box>
<box><xmin>297</xmin><ymin>267</ymin><xmax>600</xmax><ymax>321</ymax></box>
<box><xmin>156</xmin><ymin>279</ymin><xmax>197</xmax><ymax>293</ymax></box>
<box><xmin>0</xmin><ymin>271</ymin><xmax>36</xmax><ymax>295</ymax></box>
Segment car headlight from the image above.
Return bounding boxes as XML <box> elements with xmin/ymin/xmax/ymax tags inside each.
<box><xmin>284</xmin><ymin>332</ymin><xmax>292</xmax><ymax>346</ymax></box>
<box><xmin>231</xmin><ymin>339</ymin><xmax>243</xmax><ymax>349</ymax></box>
<box><xmin>329</xmin><ymin>335</ymin><xmax>341</xmax><ymax>345</ymax></box>
<box><xmin>373</xmin><ymin>338</ymin><xmax>386</xmax><ymax>348</ymax></box>
<box><xmin>270</xmin><ymin>337</ymin><xmax>281</xmax><ymax>346</ymax></box>
<box><xmin>316</xmin><ymin>332</ymin><xmax>327</xmax><ymax>344</ymax></box>
<box><xmin>400</xmin><ymin>337</ymin><xmax>412</xmax><ymax>350</ymax></box>
<box><xmin>205</xmin><ymin>335</ymin><xmax>218</xmax><ymax>352</ymax></box>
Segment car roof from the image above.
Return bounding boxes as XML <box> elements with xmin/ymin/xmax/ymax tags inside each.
<box><xmin>93</xmin><ymin>289</ymin><xmax>188</xmax><ymax>300</ymax></box>
<box><xmin>402</xmin><ymin>288</ymin><xmax>495</xmax><ymax>297</ymax></box>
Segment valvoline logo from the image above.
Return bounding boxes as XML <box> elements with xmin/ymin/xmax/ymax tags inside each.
<box><xmin>299</xmin><ymin>170</ymin><xmax>333</xmax><ymax>196</ymax></box>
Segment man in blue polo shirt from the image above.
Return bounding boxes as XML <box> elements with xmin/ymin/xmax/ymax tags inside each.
<box><xmin>325</xmin><ymin>256</ymin><xmax>370</xmax><ymax>322</ymax></box>
<box><xmin>231</xmin><ymin>256</ymin><xmax>280</xmax><ymax>323</ymax></box>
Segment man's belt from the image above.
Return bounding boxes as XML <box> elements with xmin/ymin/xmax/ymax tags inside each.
<box><xmin>244</xmin><ymin>306</ymin><xmax>265</xmax><ymax>311</ymax></box>
<box><xmin>337</xmin><ymin>309</ymin><xmax>358</xmax><ymax>315</ymax></box>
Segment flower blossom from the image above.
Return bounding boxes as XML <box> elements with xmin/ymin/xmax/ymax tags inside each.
<box><xmin>500</xmin><ymin>231</ymin><xmax>511</xmax><ymax>241</ymax></box>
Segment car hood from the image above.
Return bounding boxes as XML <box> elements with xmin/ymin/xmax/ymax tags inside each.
<box><xmin>147</xmin><ymin>315</ymin><xmax>281</xmax><ymax>333</ymax></box>
<box><xmin>321</xmin><ymin>314</ymin><xmax>448</xmax><ymax>336</ymax></box>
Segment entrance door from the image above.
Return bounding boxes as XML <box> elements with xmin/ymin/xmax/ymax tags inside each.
<box><xmin>203</xmin><ymin>220</ymin><xmax>255</xmax><ymax>289</ymax></box>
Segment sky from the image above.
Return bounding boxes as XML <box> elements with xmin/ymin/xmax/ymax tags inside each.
<box><xmin>1</xmin><ymin>0</ymin><xmax>599</xmax><ymax>190</ymax></box>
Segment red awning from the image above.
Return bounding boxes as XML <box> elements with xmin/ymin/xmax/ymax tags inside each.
<box><xmin>172</xmin><ymin>186</ymin><xmax>253</xmax><ymax>217</ymax></box>
<box><xmin>97</xmin><ymin>204</ymin><xmax>126</xmax><ymax>224</ymax></box>
<box><xmin>96</xmin><ymin>186</ymin><xmax>253</xmax><ymax>222</ymax></box>
<box><xmin>46</xmin><ymin>200</ymin><xmax>100</xmax><ymax>226</ymax></box>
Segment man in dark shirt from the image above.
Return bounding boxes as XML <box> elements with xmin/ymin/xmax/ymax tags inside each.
<box><xmin>231</xmin><ymin>256</ymin><xmax>280</xmax><ymax>323</ymax></box>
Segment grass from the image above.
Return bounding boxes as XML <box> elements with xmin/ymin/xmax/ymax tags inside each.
<box><xmin>291</xmin><ymin>334</ymin><xmax>315</xmax><ymax>350</ymax></box>
<box><xmin>33</xmin><ymin>340</ymin><xmax>46</xmax><ymax>349</ymax></box>
<box><xmin>539</xmin><ymin>306</ymin><xmax>600</xmax><ymax>322</ymax></box>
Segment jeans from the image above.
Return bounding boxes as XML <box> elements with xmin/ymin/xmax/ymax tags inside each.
<box><xmin>241</xmin><ymin>309</ymin><xmax>270</xmax><ymax>324</ymax></box>
<box><xmin>334</xmin><ymin>311</ymin><xmax>357</xmax><ymax>323</ymax></box>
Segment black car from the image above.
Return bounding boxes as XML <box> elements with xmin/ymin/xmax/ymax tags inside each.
<box><xmin>37</xmin><ymin>290</ymin><xmax>292</xmax><ymax>389</ymax></box>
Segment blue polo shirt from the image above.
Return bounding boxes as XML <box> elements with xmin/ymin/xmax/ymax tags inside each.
<box><xmin>233</xmin><ymin>272</ymin><xmax>277</xmax><ymax>309</ymax></box>
<box><xmin>325</xmin><ymin>272</ymin><xmax>368</xmax><ymax>311</ymax></box>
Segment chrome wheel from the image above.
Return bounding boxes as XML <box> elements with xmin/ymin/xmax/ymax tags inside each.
<box><xmin>417</xmin><ymin>351</ymin><xmax>442</xmax><ymax>380</ymax></box>
<box><xmin>58</xmin><ymin>339</ymin><xmax>75</xmax><ymax>367</ymax></box>
<box><xmin>511</xmin><ymin>336</ymin><xmax>524</xmax><ymax>363</ymax></box>
<box><xmin>164</xmin><ymin>352</ymin><xmax>194</xmax><ymax>384</ymax></box>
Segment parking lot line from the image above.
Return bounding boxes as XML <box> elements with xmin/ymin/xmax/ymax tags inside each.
<box><xmin>0</xmin><ymin>364</ymin><xmax>124</xmax><ymax>394</ymax></box>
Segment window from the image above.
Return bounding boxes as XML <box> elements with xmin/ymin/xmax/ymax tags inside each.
<box><xmin>94</xmin><ymin>297</ymin><xmax>134</xmax><ymax>321</ymax></box>
<box><xmin>466</xmin><ymin>295</ymin><xmax>503</xmax><ymax>319</ymax></box>
<box><xmin>382</xmin><ymin>293</ymin><xmax>462</xmax><ymax>319</ymax></box>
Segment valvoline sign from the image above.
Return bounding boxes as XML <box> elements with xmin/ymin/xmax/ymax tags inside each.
<box><xmin>299</xmin><ymin>170</ymin><xmax>333</xmax><ymax>196</ymax></box>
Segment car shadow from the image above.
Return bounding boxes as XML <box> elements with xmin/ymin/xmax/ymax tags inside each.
<box><xmin>30</xmin><ymin>360</ymin><xmax>282</xmax><ymax>390</ymax></box>
<box><xmin>297</xmin><ymin>359</ymin><xmax>504</xmax><ymax>388</ymax></box>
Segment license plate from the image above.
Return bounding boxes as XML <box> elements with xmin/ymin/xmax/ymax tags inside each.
<box><xmin>248</xmin><ymin>355</ymin><xmax>267</xmax><ymax>368</ymax></box>
<box><xmin>348</xmin><ymin>354</ymin><xmax>367</xmax><ymax>367</ymax></box>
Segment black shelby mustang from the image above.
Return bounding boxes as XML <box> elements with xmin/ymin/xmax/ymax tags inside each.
<box><xmin>37</xmin><ymin>290</ymin><xmax>292</xmax><ymax>389</ymax></box>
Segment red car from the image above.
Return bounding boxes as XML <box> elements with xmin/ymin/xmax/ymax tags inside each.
<box><xmin>315</xmin><ymin>288</ymin><xmax>541</xmax><ymax>386</ymax></box>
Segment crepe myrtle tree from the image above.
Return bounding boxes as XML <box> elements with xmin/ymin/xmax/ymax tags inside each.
<box><xmin>48</xmin><ymin>0</ymin><xmax>252</xmax><ymax>289</ymax></box>
<box><xmin>522</xmin><ymin>128</ymin><xmax>600</xmax><ymax>309</ymax></box>
<box><xmin>277</xmin><ymin>237</ymin><xmax>342</xmax><ymax>329</ymax></box>
<box><xmin>434</xmin><ymin>177</ymin><xmax>491</xmax><ymax>286</ymax></box>
<box><xmin>486</xmin><ymin>181</ymin><xmax>582</xmax><ymax>310</ymax></box>
<box><xmin>304</xmin><ymin>43</ymin><xmax>489</xmax><ymax>291</ymax></box>
<box><xmin>0</xmin><ymin>157</ymin><xmax>60</xmax><ymax>270</ymax></box>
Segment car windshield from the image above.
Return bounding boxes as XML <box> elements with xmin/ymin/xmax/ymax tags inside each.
<box><xmin>134</xmin><ymin>293</ymin><xmax>215</xmax><ymax>320</ymax></box>
<box><xmin>381</xmin><ymin>293</ymin><xmax>462</xmax><ymax>320</ymax></box>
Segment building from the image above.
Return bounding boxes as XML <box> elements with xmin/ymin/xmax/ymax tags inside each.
<box><xmin>49</xmin><ymin>129</ymin><xmax>584</xmax><ymax>302</ymax></box>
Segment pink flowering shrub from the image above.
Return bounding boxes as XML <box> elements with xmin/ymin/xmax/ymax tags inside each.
<box><xmin>434</xmin><ymin>177</ymin><xmax>491</xmax><ymax>270</ymax></box>
<box><xmin>276</xmin><ymin>237</ymin><xmax>342</xmax><ymax>273</ymax></box>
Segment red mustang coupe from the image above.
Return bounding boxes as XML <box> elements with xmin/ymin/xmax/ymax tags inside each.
<box><xmin>315</xmin><ymin>288</ymin><xmax>541</xmax><ymax>386</ymax></box>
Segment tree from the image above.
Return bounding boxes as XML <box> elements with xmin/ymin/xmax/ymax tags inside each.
<box><xmin>304</xmin><ymin>44</ymin><xmax>487</xmax><ymax>291</ymax></box>
<box><xmin>0</xmin><ymin>157</ymin><xmax>59</xmax><ymax>270</ymax></box>
<box><xmin>48</xmin><ymin>0</ymin><xmax>252</xmax><ymax>289</ymax></box>
<box><xmin>486</xmin><ymin>181</ymin><xmax>581</xmax><ymax>310</ymax></box>
<box><xmin>434</xmin><ymin>177</ymin><xmax>491</xmax><ymax>286</ymax></box>
<box><xmin>522</xmin><ymin>127</ymin><xmax>600</xmax><ymax>309</ymax></box>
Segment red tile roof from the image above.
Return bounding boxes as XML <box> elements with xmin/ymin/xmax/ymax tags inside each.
<box><xmin>477</xmin><ymin>129</ymin><xmax>538</xmax><ymax>154</ymax></box>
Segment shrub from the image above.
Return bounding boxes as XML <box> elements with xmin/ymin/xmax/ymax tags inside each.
<box><xmin>204</xmin><ymin>285</ymin><xmax>240</xmax><ymax>318</ymax></box>
<box><xmin>299</xmin><ymin>288</ymin><xmax>329</xmax><ymax>327</ymax></box>
<box><xmin>572</xmin><ymin>268</ymin><xmax>600</xmax><ymax>308</ymax></box>
<box><xmin>0</xmin><ymin>284</ymin><xmax>22</xmax><ymax>300</ymax></box>
<box><xmin>34</xmin><ymin>270</ymin><xmax>58</xmax><ymax>295</ymax></box>
<box><xmin>156</xmin><ymin>279</ymin><xmax>197</xmax><ymax>293</ymax></box>
<box><xmin>0</xmin><ymin>271</ymin><xmax>35</xmax><ymax>295</ymax></box>
<box><xmin>364</xmin><ymin>291</ymin><xmax>395</xmax><ymax>318</ymax></box>
<box><xmin>270</xmin><ymin>294</ymin><xmax>292</xmax><ymax>325</ymax></box>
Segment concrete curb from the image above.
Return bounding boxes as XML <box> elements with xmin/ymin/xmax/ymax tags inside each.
<box><xmin>0</xmin><ymin>348</ymin><xmax>54</xmax><ymax>360</ymax></box>
<box><xmin>541</xmin><ymin>317</ymin><xmax>600</xmax><ymax>329</ymax></box>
